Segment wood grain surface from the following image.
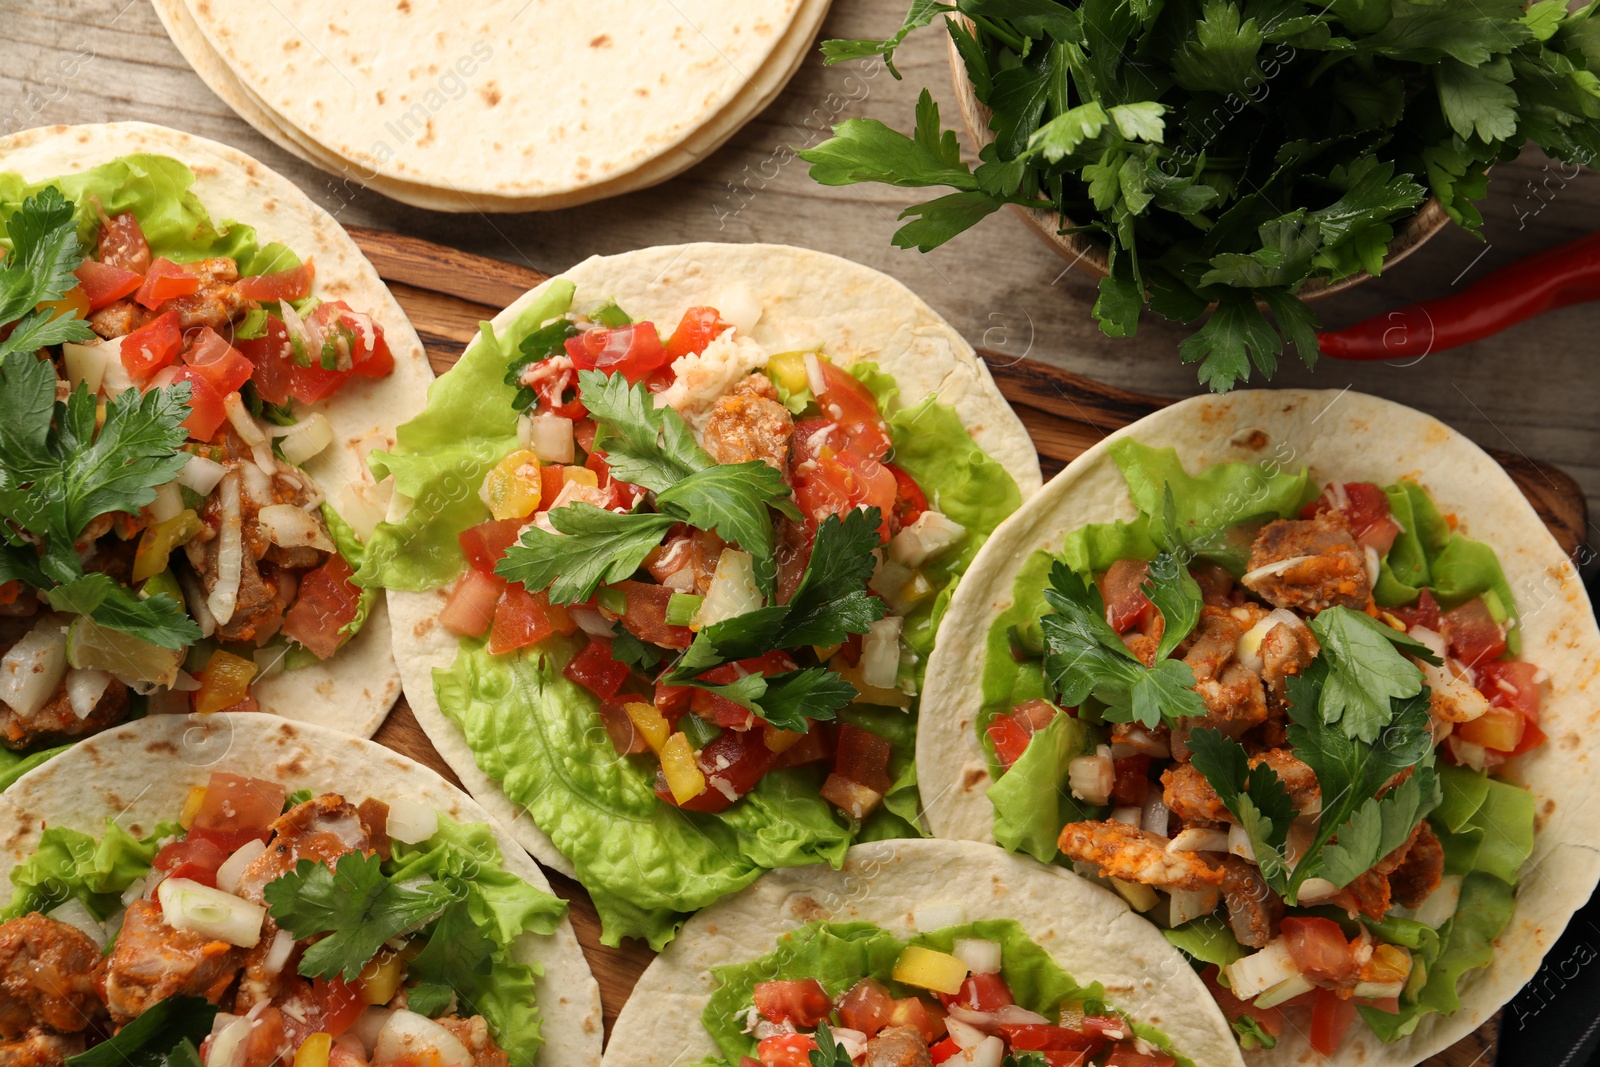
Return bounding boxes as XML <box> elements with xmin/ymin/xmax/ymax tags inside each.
<box><xmin>351</xmin><ymin>226</ymin><xmax>1589</xmax><ymax>1062</ymax></box>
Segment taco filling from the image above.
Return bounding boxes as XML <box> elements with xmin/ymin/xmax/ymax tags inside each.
<box><xmin>0</xmin><ymin>769</ymin><xmax>564</xmax><ymax>1067</ymax></box>
<box><xmin>980</xmin><ymin>441</ymin><xmax>1539</xmax><ymax>1056</ymax></box>
<box><xmin>698</xmin><ymin>919</ymin><xmax>1188</xmax><ymax>1067</ymax></box>
<box><xmin>365</xmin><ymin>274</ymin><xmax>1025</xmax><ymax>947</ymax></box>
<box><xmin>0</xmin><ymin>156</ymin><xmax>398</xmax><ymax>780</ymax></box>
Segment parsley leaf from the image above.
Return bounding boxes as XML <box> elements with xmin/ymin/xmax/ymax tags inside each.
<box><xmin>1039</xmin><ymin>559</ymin><xmax>1207</xmax><ymax>728</ymax></box>
<box><xmin>693</xmin><ymin>667</ymin><xmax>858</xmax><ymax>733</ymax></box>
<box><xmin>1305</xmin><ymin>606</ymin><xmax>1429</xmax><ymax>742</ymax></box>
<box><xmin>403</xmin><ymin>903</ymin><xmax>498</xmax><ymax>1016</ymax></box>
<box><xmin>64</xmin><ymin>996</ymin><xmax>217</xmax><ymax>1067</ymax></box>
<box><xmin>819</xmin><ymin>0</ymin><xmax>954</xmax><ymax>77</ymax></box>
<box><xmin>576</xmin><ymin>369</ymin><xmax>706</xmax><ymax>492</ymax></box>
<box><xmin>496</xmin><ymin>504</ymin><xmax>677</xmax><ymax>605</ymax></box>
<box><xmin>667</xmin><ymin>509</ymin><xmax>886</xmax><ymax>680</ymax></box>
<box><xmin>802</xmin><ymin>91</ymin><xmax>981</xmax><ymax>191</ymax></box>
<box><xmin>1318</xmin><ymin>764</ymin><xmax>1441</xmax><ymax>889</ymax></box>
<box><xmin>809</xmin><ymin>1022</ymin><xmax>855</xmax><ymax>1067</ymax></box>
<box><xmin>1187</xmin><ymin>728</ymin><xmax>1299</xmax><ymax>887</ymax></box>
<box><xmin>264</xmin><ymin>851</ymin><xmax>456</xmax><ymax>981</ymax></box>
<box><xmin>611</xmin><ymin>630</ymin><xmax>664</xmax><ymax>672</ymax></box>
<box><xmin>0</xmin><ymin>189</ymin><xmax>94</xmax><ymax>361</ymax></box>
<box><xmin>44</xmin><ymin>573</ymin><xmax>199</xmax><ymax>650</ymax></box>
<box><xmin>655</xmin><ymin>461</ymin><xmax>799</xmax><ymax>598</ymax></box>
<box><xmin>504</xmin><ymin>318</ymin><xmax>576</xmax><ymax>412</ymax></box>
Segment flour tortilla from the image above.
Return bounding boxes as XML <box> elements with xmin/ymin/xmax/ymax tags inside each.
<box><xmin>389</xmin><ymin>242</ymin><xmax>1043</xmax><ymax>876</ymax></box>
<box><xmin>601</xmin><ymin>838</ymin><xmax>1244</xmax><ymax>1067</ymax></box>
<box><xmin>153</xmin><ymin>0</ymin><xmax>832</xmax><ymax>213</ymax></box>
<box><xmin>918</xmin><ymin>389</ymin><xmax>1600</xmax><ymax>1065</ymax></box>
<box><xmin>0</xmin><ymin>713</ymin><xmax>602</xmax><ymax>1066</ymax></box>
<box><xmin>0</xmin><ymin>123</ymin><xmax>433</xmax><ymax>737</ymax></box>
<box><xmin>168</xmin><ymin>0</ymin><xmax>830</xmax><ymax>209</ymax></box>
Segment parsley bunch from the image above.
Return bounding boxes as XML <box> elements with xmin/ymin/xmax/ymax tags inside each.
<box><xmin>807</xmin><ymin>0</ymin><xmax>1600</xmax><ymax>390</ymax></box>
<box><xmin>0</xmin><ymin>192</ymin><xmax>199</xmax><ymax>648</ymax></box>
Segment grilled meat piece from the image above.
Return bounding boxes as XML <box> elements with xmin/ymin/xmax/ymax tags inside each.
<box><xmin>1243</xmin><ymin>514</ymin><xmax>1372</xmax><ymax>614</ymax></box>
<box><xmin>103</xmin><ymin>900</ymin><xmax>244</xmax><ymax>1024</ymax></box>
<box><xmin>0</xmin><ymin>914</ymin><xmax>104</xmax><ymax>1039</ymax></box>
<box><xmin>0</xmin><ymin>676</ymin><xmax>128</xmax><ymax>752</ymax></box>
<box><xmin>702</xmin><ymin>389</ymin><xmax>794</xmax><ymax>472</ymax></box>
<box><xmin>1219</xmin><ymin>856</ymin><xmax>1283</xmax><ymax>949</ymax></box>
<box><xmin>1058</xmin><ymin>820</ymin><xmax>1225</xmax><ymax>891</ymax></box>
<box><xmin>1169</xmin><ymin>608</ymin><xmax>1268</xmax><ymax>760</ymax></box>
<box><xmin>863</xmin><ymin>1026</ymin><xmax>932</xmax><ymax>1067</ymax></box>
<box><xmin>0</xmin><ymin>1030</ymin><xmax>86</xmax><ymax>1067</ymax></box>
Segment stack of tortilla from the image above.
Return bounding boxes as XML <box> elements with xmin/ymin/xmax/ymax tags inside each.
<box><xmin>151</xmin><ymin>0</ymin><xmax>832</xmax><ymax>211</ymax></box>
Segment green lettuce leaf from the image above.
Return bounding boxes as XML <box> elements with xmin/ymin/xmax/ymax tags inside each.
<box><xmin>1109</xmin><ymin>439</ymin><xmax>1315</xmax><ymax>550</ymax></box>
<box><xmin>358</xmin><ymin>282</ymin><xmax>575</xmax><ymax>590</ymax></box>
<box><xmin>2</xmin><ymin>819</ymin><xmax>173</xmax><ymax>921</ymax></box>
<box><xmin>1163</xmin><ymin>916</ymin><xmax>1249</xmax><ymax>968</ymax></box>
<box><xmin>0</xmin><ymin>744</ymin><xmax>70</xmax><ymax>793</ymax></box>
<box><xmin>989</xmin><ymin>711</ymin><xmax>1102</xmax><ymax>862</ymax></box>
<box><xmin>321</xmin><ymin>504</ymin><xmax>376</xmax><ymax>638</ymax></box>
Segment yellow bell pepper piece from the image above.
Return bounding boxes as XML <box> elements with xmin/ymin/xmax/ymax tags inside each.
<box><xmin>359</xmin><ymin>950</ymin><xmax>407</xmax><ymax>1005</ymax></box>
<box><xmin>293</xmin><ymin>1033</ymin><xmax>331</xmax><ymax>1067</ymax></box>
<box><xmin>562</xmin><ymin>465</ymin><xmax>599</xmax><ymax>488</ymax></box>
<box><xmin>892</xmin><ymin>946</ymin><xmax>969</xmax><ymax>995</ymax></box>
<box><xmin>659</xmin><ymin>732</ymin><xmax>706</xmax><ymax>804</ymax></box>
<box><xmin>179</xmin><ymin>786</ymin><xmax>207</xmax><ymax>830</ymax></box>
<box><xmin>625</xmin><ymin>702</ymin><xmax>670</xmax><ymax>754</ymax></box>
<box><xmin>485</xmin><ymin>449</ymin><xmax>542</xmax><ymax>520</ymax></box>
<box><xmin>765</xmin><ymin>351</ymin><xmax>811</xmax><ymax>396</ymax></box>
<box><xmin>132</xmin><ymin>510</ymin><xmax>202</xmax><ymax>583</ymax></box>
<box><xmin>194</xmin><ymin>649</ymin><xmax>258</xmax><ymax>716</ymax></box>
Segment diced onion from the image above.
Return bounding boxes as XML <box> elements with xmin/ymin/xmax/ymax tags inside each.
<box><xmin>1067</xmin><ymin>754</ymin><xmax>1114</xmax><ymax>806</ymax></box>
<box><xmin>952</xmin><ymin>938</ymin><xmax>1002</xmax><ymax>975</ymax></box>
<box><xmin>962</xmin><ymin>1037</ymin><xmax>1005</xmax><ymax>1067</ymax></box>
<box><xmin>1228</xmin><ymin>824</ymin><xmax>1256</xmax><ymax>861</ymax></box>
<box><xmin>98</xmin><ymin>338</ymin><xmax>135</xmax><ymax>396</ymax></box>
<box><xmin>179</xmin><ymin>454</ymin><xmax>228</xmax><ymax>496</ymax></box>
<box><xmin>1162</xmin><ymin>887</ymin><xmax>1221</xmax><ymax>928</ymax></box>
<box><xmin>280</xmin><ymin>413</ymin><xmax>334</xmax><ymax>467</ymax></box>
<box><xmin>1167</xmin><ymin>828</ymin><xmax>1230</xmax><ymax>854</ymax></box>
<box><xmin>946</xmin><ymin>1018</ymin><xmax>987</xmax><ymax>1051</ymax></box>
<box><xmin>64</xmin><ymin>669</ymin><xmax>112</xmax><ymax>719</ymax></box>
<box><xmin>1234</xmin><ymin>616</ymin><xmax>1279</xmax><ymax>675</ymax></box>
<box><xmin>1255</xmin><ymin>972</ymin><xmax>1316</xmax><ymax>1009</ymax></box>
<box><xmin>121</xmin><ymin>877</ymin><xmax>148</xmax><ymax>908</ymax></box>
<box><xmin>240</xmin><ymin>461</ymin><xmax>274</xmax><ymax>506</ymax></box>
<box><xmin>156</xmin><ymin>877</ymin><xmax>266</xmax><ymax>947</ymax></box>
<box><xmin>335</xmin><ymin>481</ymin><xmax>390</xmax><ymax>543</ymax></box>
<box><xmin>375</xmin><ymin>1010</ymin><xmax>473</xmax><ymax>1067</ymax></box>
<box><xmin>261</xmin><ymin>928</ymin><xmax>296</xmax><ymax>978</ymax></box>
<box><xmin>258</xmin><ymin>504</ymin><xmax>336</xmax><ymax>553</ymax></box>
<box><xmin>519</xmin><ymin>414</ymin><xmax>576</xmax><ymax>463</ymax></box>
<box><xmin>1110</xmin><ymin>806</ymin><xmax>1142</xmax><ymax>826</ymax></box>
<box><xmin>207</xmin><ymin>472</ymin><xmax>244</xmax><ymax>626</ymax></box>
<box><xmin>888</xmin><ymin>511</ymin><xmax>967</xmax><ymax>568</ymax></box>
<box><xmin>1425</xmin><ymin>660</ymin><xmax>1490</xmax><ymax>723</ymax></box>
<box><xmin>695</xmin><ymin>550</ymin><xmax>761</xmax><ymax>629</ymax></box>
<box><xmin>46</xmin><ymin>898</ymin><xmax>106</xmax><ymax>949</ymax></box>
<box><xmin>1409</xmin><ymin>874</ymin><xmax>1463</xmax><ymax>929</ymax></box>
<box><xmin>1110</xmin><ymin>725</ymin><xmax>1170</xmax><ymax>759</ymax></box>
<box><xmin>803</xmin><ymin>352</ymin><xmax>827</xmax><ymax>397</ymax></box>
<box><xmin>861</xmin><ymin>616</ymin><xmax>903</xmax><ymax>690</ymax></box>
<box><xmin>1364</xmin><ymin>545</ymin><xmax>1381</xmax><ymax>587</ymax></box>
<box><xmin>148</xmin><ymin>481</ymin><xmax>183</xmax><ymax>523</ymax></box>
<box><xmin>1224</xmin><ymin>939</ymin><xmax>1300</xmax><ymax>999</ymax></box>
<box><xmin>148</xmin><ymin>365</ymin><xmax>178</xmax><ymax>390</ymax></box>
<box><xmin>912</xmin><ymin>902</ymin><xmax>966</xmax><ymax>932</ymax></box>
<box><xmin>349</xmin><ymin>1009</ymin><xmax>394</xmax><ymax>1057</ymax></box>
<box><xmin>570</xmin><ymin>604</ymin><xmax>615</xmax><ymax>637</ymax></box>
<box><xmin>0</xmin><ymin>619</ymin><xmax>68</xmax><ymax>720</ymax></box>
<box><xmin>177</xmin><ymin>567</ymin><xmax>216</xmax><ymax>639</ymax></box>
<box><xmin>208</xmin><ymin>1016</ymin><xmax>252</xmax><ymax>1067</ymax></box>
<box><xmin>1296</xmin><ymin>878</ymin><xmax>1342</xmax><ymax>905</ymax></box>
<box><xmin>385</xmin><ymin>796</ymin><xmax>440</xmax><ymax>845</ymax></box>
<box><xmin>63</xmin><ymin>340</ymin><xmax>113</xmax><ymax>395</ymax></box>
<box><xmin>1141</xmin><ymin>793</ymin><xmax>1170</xmax><ymax>837</ymax></box>
<box><xmin>716</xmin><ymin>283</ymin><xmax>763</xmax><ymax>335</ymax></box>
<box><xmin>1241</xmin><ymin>555</ymin><xmax>1316</xmax><ymax>586</ymax></box>
<box><xmin>830</xmin><ymin>1028</ymin><xmax>869</xmax><ymax>1062</ymax></box>
<box><xmin>224</xmin><ymin>393</ymin><xmax>276</xmax><ymax>472</ymax></box>
<box><xmin>215</xmin><ymin>839</ymin><xmax>268</xmax><ymax>895</ymax></box>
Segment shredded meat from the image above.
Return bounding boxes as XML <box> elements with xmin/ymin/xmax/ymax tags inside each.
<box><xmin>0</xmin><ymin>677</ymin><xmax>128</xmax><ymax>752</ymax></box>
<box><xmin>161</xmin><ymin>259</ymin><xmax>248</xmax><ymax>331</ymax></box>
<box><xmin>1330</xmin><ymin>821</ymin><xmax>1438</xmax><ymax>921</ymax></box>
<box><xmin>863</xmin><ymin>1025</ymin><xmax>932</xmax><ymax>1067</ymax></box>
<box><xmin>1058</xmin><ymin>820</ymin><xmax>1224</xmax><ymax>891</ymax></box>
<box><xmin>1162</xmin><ymin>749</ymin><xmax>1319</xmax><ymax>828</ymax></box>
<box><xmin>0</xmin><ymin>1030</ymin><xmax>86</xmax><ymax>1067</ymax></box>
<box><xmin>104</xmin><ymin>900</ymin><xmax>243</xmax><ymax>1024</ymax></box>
<box><xmin>1388</xmin><ymin>822</ymin><xmax>1445</xmax><ymax>910</ymax></box>
<box><xmin>1243</xmin><ymin>514</ymin><xmax>1373</xmax><ymax>614</ymax></box>
<box><xmin>437</xmin><ymin>1016</ymin><xmax>510</xmax><ymax>1067</ymax></box>
<box><xmin>0</xmin><ymin>915</ymin><xmax>104</xmax><ymax>1039</ymax></box>
<box><xmin>1169</xmin><ymin>607</ymin><xmax>1268</xmax><ymax>760</ymax></box>
<box><xmin>1260</xmin><ymin>616</ymin><xmax>1319</xmax><ymax>698</ymax></box>
<box><xmin>701</xmin><ymin>387</ymin><xmax>794</xmax><ymax>471</ymax></box>
<box><xmin>1219</xmin><ymin>856</ymin><xmax>1283</xmax><ymax>949</ymax></box>
<box><xmin>87</xmin><ymin>301</ymin><xmax>148</xmax><ymax>341</ymax></box>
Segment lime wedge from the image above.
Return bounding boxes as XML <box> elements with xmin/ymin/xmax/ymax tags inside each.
<box><xmin>66</xmin><ymin>616</ymin><xmax>184</xmax><ymax>688</ymax></box>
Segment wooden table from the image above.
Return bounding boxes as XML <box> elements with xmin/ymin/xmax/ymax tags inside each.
<box><xmin>10</xmin><ymin>0</ymin><xmax>1600</xmax><ymax>545</ymax></box>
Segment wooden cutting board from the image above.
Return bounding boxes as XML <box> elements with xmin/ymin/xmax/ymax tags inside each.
<box><xmin>349</xmin><ymin>225</ymin><xmax>1590</xmax><ymax>1064</ymax></box>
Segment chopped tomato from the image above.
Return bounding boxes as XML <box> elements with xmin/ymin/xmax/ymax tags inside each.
<box><xmin>1081</xmin><ymin>1016</ymin><xmax>1131</xmax><ymax>1044</ymax></box>
<box><xmin>312</xmin><ymin>974</ymin><xmax>363</xmax><ymax>1037</ymax></box>
<box><xmin>283</xmin><ymin>557</ymin><xmax>362</xmax><ymax>660</ymax></box>
<box><xmin>172</xmin><ymin>368</ymin><xmax>228</xmax><ymax>442</ymax></box>
<box><xmin>135</xmin><ymin>258</ymin><xmax>200</xmax><ymax>309</ymax></box>
<box><xmin>565</xmin><ymin>323</ymin><xmax>668</xmax><ymax>384</ymax></box>
<box><xmin>1111</xmin><ymin>753</ymin><xmax>1151</xmax><ymax>806</ymax></box>
<box><xmin>1478</xmin><ymin>659</ymin><xmax>1541</xmax><ymax>720</ymax></box>
<box><xmin>1457</xmin><ymin>702</ymin><xmax>1526</xmax><ymax>753</ymax></box>
<box><xmin>595</xmin><ymin>699</ymin><xmax>648</xmax><ymax>756</ymax></box>
<box><xmin>834</xmin><ymin>723</ymin><xmax>892</xmax><ymax>795</ymax></box>
<box><xmin>183</xmin><ymin>327</ymin><xmax>253</xmax><ymax>396</ymax></box>
<box><xmin>888</xmin><ymin>996</ymin><xmax>947</xmax><ymax>1044</ymax></box>
<box><xmin>1105</xmin><ymin>1049</ymin><xmax>1176</xmax><ymax>1067</ymax></box>
<box><xmin>752</xmin><ymin>979</ymin><xmax>830</xmax><ymax>1027</ymax></box>
<box><xmin>538</xmin><ymin>464</ymin><xmax>568</xmax><ymax>508</ymax></box>
<box><xmin>1444</xmin><ymin>598</ymin><xmax>1506</xmax><ymax>667</ymax></box>
<box><xmin>564</xmin><ymin>638</ymin><xmax>631</xmax><ymax>699</ymax></box>
<box><xmin>1394</xmin><ymin>588</ymin><xmax>1442</xmax><ymax>632</ymax></box>
<box><xmin>1308</xmin><ymin>986</ymin><xmax>1358</xmax><ymax>1057</ymax></box>
<box><xmin>1198</xmin><ymin>965</ymin><xmax>1284</xmax><ymax>1042</ymax></box>
<box><xmin>887</xmin><ymin>463</ymin><xmax>927</xmax><ymax>531</ymax></box>
<box><xmin>440</xmin><ymin>569</ymin><xmax>505</xmax><ymax>638</ymax></box>
<box><xmin>654</xmin><ymin>676</ymin><xmax>694</xmax><ymax>720</ymax></box>
<box><xmin>771</xmin><ymin>724</ymin><xmax>832</xmax><ymax>769</ymax></box>
<box><xmin>815</xmin><ymin>359</ymin><xmax>892</xmax><ymax>460</ymax></box>
<box><xmin>287</xmin><ymin>363</ymin><xmax>348</xmax><ymax>405</ymax></box>
<box><xmin>241</xmin><ymin>1006</ymin><xmax>287</xmax><ymax>1067</ymax></box>
<box><xmin>96</xmin><ymin>212</ymin><xmax>151</xmax><ymax>273</ymax></box>
<box><xmin>929</xmin><ymin>1038</ymin><xmax>961</xmax><ymax>1065</ymax></box>
<box><xmin>791</xmin><ymin>419</ymin><xmax>896</xmax><ymax>539</ymax></box>
<box><xmin>1281</xmin><ymin>916</ymin><xmax>1356</xmax><ymax>984</ymax></box>
<box><xmin>948</xmin><ymin>972</ymin><xmax>1013</xmax><ymax>1012</ymax></box>
<box><xmin>313</xmin><ymin>301</ymin><xmax>393</xmax><ymax>378</ymax></box>
<box><xmin>460</xmin><ymin>518</ymin><xmax>526</xmax><ymax>575</ymax></box>
<box><xmin>0</xmin><ymin>581</ymin><xmax>18</xmax><ymax>607</ymax></box>
<box><xmin>664</xmin><ymin>306</ymin><xmax>728</xmax><ymax>361</ymax></box>
<box><xmin>612</xmin><ymin>580</ymin><xmax>693</xmax><ymax>650</ymax></box>
<box><xmin>999</xmin><ymin>1024</ymin><xmax>1099</xmax><ymax>1054</ymax></box>
<box><xmin>121</xmin><ymin>310</ymin><xmax>183</xmax><ymax>379</ymax></box>
<box><xmin>754</xmin><ymin>1033</ymin><xmax>817</xmax><ymax>1067</ymax></box>
<box><xmin>237</xmin><ymin>262</ymin><xmax>316</xmax><ymax>303</ymax></box>
<box><xmin>988</xmin><ymin>700</ymin><xmax>1059</xmax><ymax>771</ymax></box>
<box><xmin>838</xmin><ymin>978</ymin><xmax>897</xmax><ymax>1036</ymax></box>
<box><xmin>74</xmin><ymin>258</ymin><xmax>142</xmax><ymax>310</ymax></box>
<box><xmin>488</xmin><ymin>586</ymin><xmax>573</xmax><ymax>655</ymax></box>
<box><xmin>659</xmin><ymin>728</ymin><xmax>776</xmax><ymax>813</ymax></box>
<box><xmin>236</xmin><ymin>315</ymin><xmax>294</xmax><ymax>405</ymax></box>
<box><xmin>152</xmin><ymin>837</ymin><xmax>228</xmax><ymax>888</ymax></box>
<box><xmin>1100</xmin><ymin>559</ymin><xmax>1154</xmax><ymax>633</ymax></box>
<box><xmin>1302</xmin><ymin>482</ymin><xmax>1400</xmax><ymax>554</ymax></box>
<box><xmin>189</xmin><ymin>772</ymin><xmax>288</xmax><ymax>852</ymax></box>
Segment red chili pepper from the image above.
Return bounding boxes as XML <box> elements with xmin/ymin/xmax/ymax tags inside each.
<box><xmin>1317</xmin><ymin>232</ymin><xmax>1600</xmax><ymax>360</ymax></box>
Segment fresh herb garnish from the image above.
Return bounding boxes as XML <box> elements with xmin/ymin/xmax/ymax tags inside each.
<box><xmin>64</xmin><ymin>995</ymin><xmax>216</xmax><ymax>1067</ymax></box>
<box><xmin>496</xmin><ymin>505</ymin><xmax>677</xmax><ymax>605</ymax></box>
<box><xmin>1305</xmin><ymin>606</ymin><xmax>1435</xmax><ymax>742</ymax></box>
<box><xmin>808</xmin><ymin>1022</ymin><xmax>854</xmax><ymax>1067</ymax></box>
<box><xmin>806</xmin><ymin>1</ymin><xmax>1600</xmax><ymax>391</ymax></box>
<box><xmin>1186</xmin><ymin>727</ymin><xmax>1300</xmax><ymax>887</ymax></box>
<box><xmin>505</xmin><ymin>318</ymin><xmax>578</xmax><ymax>412</ymax></box>
<box><xmin>694</xmin><ymin>666</ymin><xmax>859</xmax><ymax>734</ymax></box>
<box><xmin>0</xmin><ymin>189</ymin><xmax>95</xmax><ymax>361</ymax></box>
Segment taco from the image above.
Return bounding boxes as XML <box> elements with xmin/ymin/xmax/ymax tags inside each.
<box><xmin>918</xmin><ymin>390</ymin><xmax>1600</xmax><ymax>1063</ymax></box>
<box><xmin>0</xmin><ymin>712</ymin><xmax>602</xmax><ymax>1067</ymax></box>
<box><xmin>364</xmin><ymin>243</ymin><xmax>1042</xmax><ymax>948</ymax></box>
<box><xmin>0</xmin><ymin>122</ymin><xmax>432</xmax><ymax>785</ymax></box>
<box><xmin>603</xmin><ymin>837</ymin><xmax>1245</xmax><ymax>1067</ymax></box>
